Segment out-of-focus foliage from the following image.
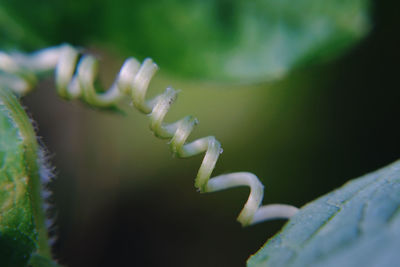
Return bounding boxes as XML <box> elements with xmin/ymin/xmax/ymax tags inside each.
<box><xmin>248</xmin><ymin>160</ymin><xmax>400</xmax><ymax>267</ymax></box>
<box><xmin>0</xmin><ymin>0</ymin><xmax>370</xmax><ymax>82</ymax></box>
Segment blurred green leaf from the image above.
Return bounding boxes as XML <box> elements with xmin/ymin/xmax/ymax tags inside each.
<box><xmin>1</xmin><ymin>0</ymin><xmax>369</xmax><ymax>82</ymax></box>
<box><xmin>0</xmin><ymin>0</ymin><xmax>102</xmax><ymax>50</ymax></box>
<box><xmin>104</xmin><ymin>0</ymin><xmax>371</xmax><ymax>82</ymax></box>
<box><xmin>0</xmin><ymin>6</ymin><xmax>45</xmax><ymax>50</ymax></box>
<box><xmin>248</xmin><ymin>160</ymin><xmax>400</xmax><ymax>267</ymax></box>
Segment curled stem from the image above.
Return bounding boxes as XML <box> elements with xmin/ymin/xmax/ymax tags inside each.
<box><xmin>1</xmin><ymin>44</ymin><xmax>299</xmax><ymax>226</ymax></box>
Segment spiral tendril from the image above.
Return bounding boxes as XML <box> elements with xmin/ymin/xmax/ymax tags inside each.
<box><xmin>0</xmin><ymin>44</ymin><xmax>299</xmax><ymax>226</ymax></box>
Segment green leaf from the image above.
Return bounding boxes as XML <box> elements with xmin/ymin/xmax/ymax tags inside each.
<box><xmin>0</xmin><ymin>4</ymin><xmax>45</xmax><ymax>50</ymax></box>
<box><xmin>0</xmin><ymin>88</ymin><xmax>53</xmax><ymax>266</ymax></box>
<box><xmin>102</xmin><ymin>0</ymin><xmax>371</xmax><ymax>82</ymax></box>
<box><xmin>1</xmin><ymin>0</ymin><xmax>370</xmax><ymax>82</ymax></box>
<box><xmin>248</xmin><ymin>160</ymin><xmax>400</xmax><ymax>267</ymax></box>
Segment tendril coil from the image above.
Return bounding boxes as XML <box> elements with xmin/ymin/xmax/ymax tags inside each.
<box><xmin>0</xmin><ymin>44</ymin><xmax>298</xmax><ymax>226</ymax></box>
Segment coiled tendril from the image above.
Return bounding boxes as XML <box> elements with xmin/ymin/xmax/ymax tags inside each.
<box><xmin>0</xmin><ymin>44</ymin><xmax>298</xmax><ymax>226</ymax></box>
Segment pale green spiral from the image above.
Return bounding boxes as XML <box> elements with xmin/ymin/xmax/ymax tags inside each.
<box><xmin>0</xmin><ymin>44</ymin><xmax>298</xmax><ymax>226</ymax></box>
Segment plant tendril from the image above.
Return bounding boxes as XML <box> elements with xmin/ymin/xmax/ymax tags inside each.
<box><xmin>0</xmin><ymin>44</ymin><xmax>299</xmax><ymax>226</ymax></box>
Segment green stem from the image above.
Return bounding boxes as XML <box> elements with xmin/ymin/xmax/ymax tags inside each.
<box><xmin>0</xmin><ymin>88</ymin><xmax>51</xmax><ymax>258</ymax></box>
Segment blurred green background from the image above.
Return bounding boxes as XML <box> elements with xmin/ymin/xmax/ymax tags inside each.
<box><xmin>1</xmin><ymin>0</ymin><xmax>400</xmax><ymax>266</ymax></box>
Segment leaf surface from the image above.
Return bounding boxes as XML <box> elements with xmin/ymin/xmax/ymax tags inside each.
<box><xmin>1</xmin><ymin>0</ymin><xmax>370</xmax><ymax>82</ymax></box>
<box><xmin>248</xmin><ymin>160</ymin><xmax>400</xmax><ymax>267</ymax></box>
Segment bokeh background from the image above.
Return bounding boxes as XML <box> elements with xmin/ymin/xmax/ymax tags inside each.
<box><xmin>1</xmin><ymin>0</ymin><xmax>400</xmax><ymax>266</ymax></box>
